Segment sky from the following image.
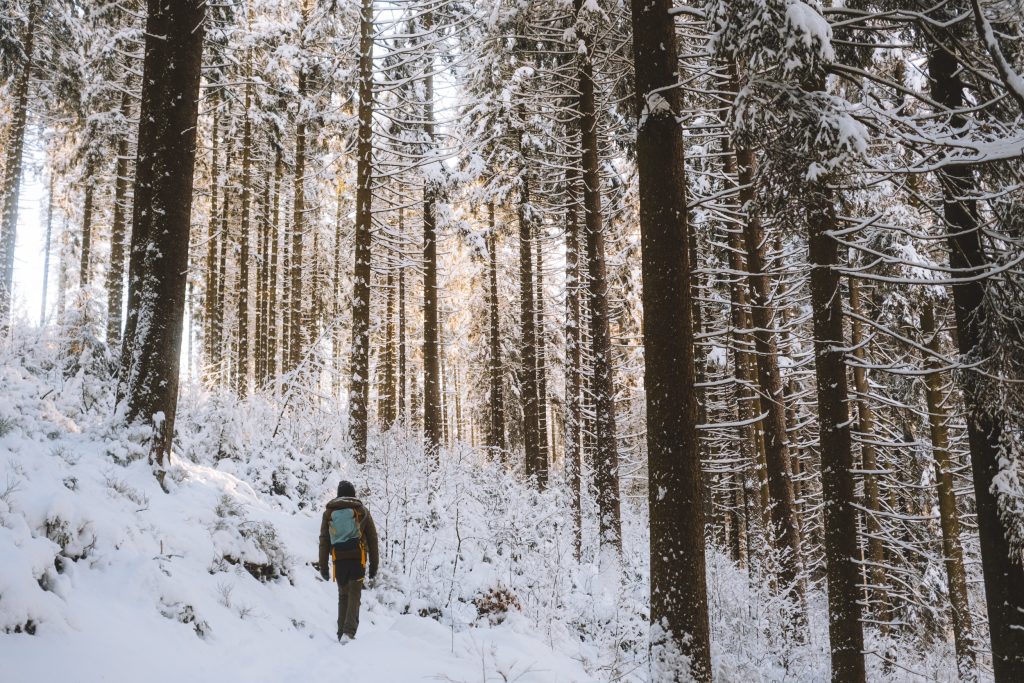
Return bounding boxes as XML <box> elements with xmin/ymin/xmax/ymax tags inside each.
<box><xmin>10</xmin><ymin>135</ymin><xmax>52</xmax><ymax>327</ymax></box>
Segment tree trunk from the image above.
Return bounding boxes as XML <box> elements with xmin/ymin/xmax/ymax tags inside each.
<box><xmin>928</xmin><ymin>42</ymin><xmax>1024</xmax><ymax>680</ymax></box>
<box><xmin>421</xmin><ymin>8</ymin><xmax>442</xmax><ymax>458</ymax></box>
<box><xmin>0</xmin><ymin>0</ymin><xmax>36</xmax><ymax>332</ymax></box>
<box><xmin>806</xmin><ymin>183</ymin><xmax>865</xmax><ymax>682</ymax></box>
<box><xmin>921</xmin><ymin>299</ymin><xmax>976</xmax><ymax>676</ymax></box>
<box><xmin>41</xmin><ymin>172</ymin><xmax>54</xmax><ymax>325</ymax></box>
<box><xmin>236</xmin><ymin>53</ymin><xmax>254</xmax><ymax>398</ymax></box>
<box><xmin>117</xmin><ymin>0</ymin><xmax>206</xmax><ymax>480</ymax></box>
<box><xmin>487</xmin><ymin>201</ymin><xmax>505</xmax><ymax>457</ymax></box>
<box><xmin>534</xmin><ymin>228</ymin><xmax>549</xmax><ymax>486</ymax></box>
<box><xmin>79</xmin><ymin>155</ymin><xmax>97</xmax><ymax>288</ymax></box>
<box><xmin>736</xmin><ymin>145</ymin><xmax>805</xmax><ymax>611</ymax></box>
<box><xmin>397</xmin><ymin>207</ymin><xmax>407</xmax><ymax>425</ymax></box>
<box><xmin>628</xmin><ymin>0</ymin><xmax>711</xmax><ymax>678</ymax></box>
<box><xmin>577</xmin><ymin>0</ymin><xmax>621</xmax><ymax>549</ymax></box>
<box><xmin>349</xmin><ymin>0</ymin><xmax>374</xmax><ymax>461</ymax></box>
<box><xmin>267</xmin><ymin>149</ymin><xmax>282</xmax><ymax>387</ymax></box>
<box><xmin>107</xmin><ymin>91</ymin><xmax>133</xmax><ymax>346</ymax></box>
<box><xmin>848</xmin><ymin>276</ymin><xmax>886</xmax><ymax>621</ymax></box>
<box><xmin>564</xmin><ymin>171</ymin><xmax>583</xmax><ymax>559</ymax></box>
<box><xmin>380</xmin><ymin>265</ymin><xmax>396</xmax><ymax>431</ymax></box>
<box><xmin>288</xmin><ymin>27</ymin><xmax>308</xmax><ymax>375</ymax></box>
<box><xmin>518</xmin><ymin>173</ymin><xmax>541</xmax><ymax>480</ymax></box>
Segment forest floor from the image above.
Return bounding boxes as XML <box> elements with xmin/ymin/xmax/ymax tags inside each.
<box><xmin>0</xmin><ymin>327</ymin><xmax>969</xmax><ymax>682</ymax></box>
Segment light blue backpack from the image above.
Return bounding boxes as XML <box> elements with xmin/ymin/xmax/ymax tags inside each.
<box><xmin>329</xmin><ymin>506</ymin><xmax>363</xmax><ymax>546</ymax></box>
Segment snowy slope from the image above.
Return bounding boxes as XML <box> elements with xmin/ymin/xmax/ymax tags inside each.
<box><xmin>0</xmin><ymin>333</ymin><xmax>593</xmax><ymax>682</ymax></box>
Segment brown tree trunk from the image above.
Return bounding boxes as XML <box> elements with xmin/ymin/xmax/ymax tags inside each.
<box><xmin>487</xmin><ymin>201</ymin><xmax>505</xmax><ymax>456</ymax></box>
<box><xmin>349</xmin><ymin>0</ymin><xmax>374</xmax><ymax>462</ymax></box>
<box><xmin>267</xmin><ymin>149</ymin><xmax>282</xmax><ymax>386</ymax></box>
<box><xmin>79</xmin><ymin>155</ymin><xmax>98</xmax><ymax>288</ymax></box>
<box><xmin>107</xmin><ymin>91</ymin><xmax>133</xmax><ymax>346</ymax></box>
<box><xmin>421</xmin><ymin>8</ymin><xmax>442</xmax><ymax>458</ymax></box>
<box><xmin>806</xmin><ymin>184</ymin><xmax>865</xmax><ymax>682</ymax></box>
<box><xmin>564</xmin><ymin>169</ymin><xmax>583</xmax><ymax>559</ymax></box>
<box><xmin>576</xmin><ymin>0</ymin><xmax>621</xmax><ymax>549</ymax></box>
<box><xmin>236</xmin><ymin>53</ymin><xmax>254</xmax><ymax>398</ymax></box>
<box><xmin>380</xmin><ymin>265</ymin><xmax>397</xmax><ymax>431</ymax></box>
<box><xmin>921</xmin><ymin>299</ymin><xmax>976</xmax><ymax>676</ymax></box>
<box><xmin>628</xmin><ymin>0</ymin><xmax>711</xmax><ymax>677</ymax></box>
<box><xmin>848</xmin><ymin>276</ymin><xmax>886</xmax><ymax>621</ymax></box>
<box><xmin>736</xmin><ymin>145</ymin><xmax>805</xmax><ymax>611</ymax></box>
<box><xmin>118</xmin><ymin>0</ymin><xmax>206</xmax><ymax>480</ymax></box>
<box><xmin>534</xmin><ymin>228</ymin><xmax>549</xmax><ymax>487</ymax></box>
<box><xmin>397</xmin><ymin>208</ymin><xmax>407</xmax><ymax>425</ymax></box>
<box><xmin>41</xmin><ymin>173</ymin><xmax>54</xmax><ymax>325</ymax></box>
<box><xmin>518</xmin><ymin>173</ymin><xmax>541</xmax><ymax>480</ymax></box>
<box><xmin>928</xmin><ymin>42</ymin><xmax>1024</xmax><ymax>680</ymax></box>
<box><xmin>0</xmin><ymin>0</ymin><xmax>36</xmax><ymax>332</ymax></box>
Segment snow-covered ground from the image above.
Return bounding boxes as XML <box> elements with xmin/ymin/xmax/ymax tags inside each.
<box><xmin>0</xmin><ymin>326</ymin><xmax>969</xmax><ymax>681</ymax></box>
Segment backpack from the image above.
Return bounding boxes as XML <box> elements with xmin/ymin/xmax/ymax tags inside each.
<box><xmin>329</xmin><ymin>505</ymin><xmax>363</xmax><ymax>546</ymax></box>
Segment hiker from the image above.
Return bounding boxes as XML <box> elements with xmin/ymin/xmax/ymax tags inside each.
<box><xmin>318</xmin><ymin>480</ymin><xmax>379</xmax><ymax>642</ymax></box>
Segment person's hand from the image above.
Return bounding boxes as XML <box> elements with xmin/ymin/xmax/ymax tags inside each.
<box><xmin>320</xmin><ymin>568</ymin><xmax>330</xmax><ymax>581</ymax></box>
<box><xmin>369</xmin><ymin>566</ymin><xmax>378</xmax><ymax>580</ymax></box>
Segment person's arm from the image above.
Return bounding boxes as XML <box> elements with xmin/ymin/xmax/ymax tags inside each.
<box><xmin>318</xmin><ymin>510</ymin><xmax>331</xmax><ymax>580</ymax></box>
<box><xmin>364</xmin><ymin>511</ymin><xmax>380</xmax><ymax>578</ymax></box>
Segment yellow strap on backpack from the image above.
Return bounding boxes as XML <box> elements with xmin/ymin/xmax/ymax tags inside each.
<box><xmin>331</xmin><ymin>547</ymin><xmax>337</xmax><ymax>582</ymax></box>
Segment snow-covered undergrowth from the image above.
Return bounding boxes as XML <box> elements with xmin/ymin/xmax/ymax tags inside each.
<box><xmin>0</xmin><ymin>327</ymin><xmax>967</xmax><ymax>681</ymax></box>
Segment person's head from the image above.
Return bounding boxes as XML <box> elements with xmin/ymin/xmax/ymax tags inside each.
<box><xmin>337</xmin><ymin>480</ymin><xmax>356</xmax><ymax>498</ymax></box>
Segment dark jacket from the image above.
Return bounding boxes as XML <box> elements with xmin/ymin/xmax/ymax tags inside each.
<box><xmin>318</xmin><ymin>497</ymin><xmax>379</xmax><ymax>579</ymax></box>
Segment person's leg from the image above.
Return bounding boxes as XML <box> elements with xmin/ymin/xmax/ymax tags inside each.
<box><xmin>337</xmin><ymin>577</ymin><xmax>347</xmax><ymax>639</ymax></box>
<box><xmin>342</xmin><ymin>578</ymin><xmax>362</xmax><ymax>637</ymax></box>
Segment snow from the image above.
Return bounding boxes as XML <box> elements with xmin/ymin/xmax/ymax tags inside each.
<box><xmin>0</xmin><ymin>327</ymin><xmax>975</xmax><ymax>681</ymax></box>
<box><xmin>0</xmin><ymin>333</ymin><xmax>593</xmax><ymax>682</ymax></box>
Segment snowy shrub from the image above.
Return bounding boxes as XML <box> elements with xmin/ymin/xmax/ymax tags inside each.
<box><xmin>473</xmin><ymin>585</ymin><xmax>521</xmax><ymax>624</ymax></box>
<box><xmin>159</xmin><ymin>600</ymin><xmax>210</xmax><ymax>639</ymax></box>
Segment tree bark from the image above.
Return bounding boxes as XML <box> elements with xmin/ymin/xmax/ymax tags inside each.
<box><xmin>421</xmin><ymin>8</ymin><xmax>442</xmax><ymax>458</ymax></box>
<box><xmin>736</xmin><ymin>145</ymin><xmax>805</xmax><ymax>611</ymax></box>
<box><xmin>107</xmin><ymin>91</ymin><xmax>133</xmax><ymax>346</ymax></box>
<box><xmin>848</xmin><ymin>276</ymin><xmax>886</xmax><ymax>621</ymax></box>
<box><xmin>564</xmin><ymin>170</ymin><xmax>582</xmax><ymax>559</ymax></box>
<box><xmin>806</xmin><ymin>184</ymin><xmax>866</xmax><ymax>683</ymax></box>
<box><xmin>117</xmin><ymin>0</ymin><xmax>206</xmax><ymax>479</ymax></box>
<box><xmin>349</xmin><ymin>0</ymin><xmax>374</xmax><ymax>462</ymax></box>
<box><xmin>534</xmin><ymin>228</ymin><xmax>549</xmax><ymax>487</ymax></box>
<box><xmin>576</xmin><ymin>0</ymin><xmax>621</xmax><ymax>549</ymax></box>
<box><xmin>487</xmin><ymin>201</ymin><xmax>505</xmax><ymax>457</ymax></box>
<box><xmin>236</xmin><ymin>51</ymin><xmax>254</xmax><ymax>398</ymax></box>
<box><xmin>628</xmin><ymin>0</ymin><xmax>711</xmax><ymax>678</ymax></box>
<box><xmin>921</xmin><ymin>299</ymin><xmax>976</xmax><ymax>676</ymax></box>
<box><xmin>518</xmin><ymin>173</ymin><xmax>541</xmax><ymax>480</ymax></box>
<box><xmin>79</xmin><ymin>155</ymin><xmax>98</xmax><ymax>288</ymax></box>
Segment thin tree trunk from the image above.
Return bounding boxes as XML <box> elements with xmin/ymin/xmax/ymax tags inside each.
<box><xmin>107</xmin><ymin>91</ymin><xmax>133</xmax><ymax>346</ymax></box>
<box><xmin>397</xmin><ymin>208</ymin><xmax>407</xmax><ymax>425</ymax></box>
<box><xmin>236</xmin><ymin>50</ymin><xmax>254</xmax><ymax>398</ymax></box>
<box><xmin>576</xmin><ymin>0</ymin><xmax>621</xmax><ymax>549</ymax></box>
<box><xmin>267</xmin><ymin>148</ymin><xmax>282</xmax><ymax>386</ymax></box>
<box><xmin>628</xmin><ymin>0</ymin><xmax>711</xmax><ymax>677</ymax></box>
<box><xmin>41</xmin><ymin>172</ymin><xmax>54</xmax><ymax>325</ymax></box>
<box><xmin>736</xmin><ymin>145</ymin><xmax>805</xmax><ymax>611</ymax></box>
<box><xmin>421</xmin><ymin>8</ymin><xmax>441</xmax><ymax>458</ymax></box>
<box><xmin>848</xmin><ymin>276</ymin><xmax>886</xmax><ymax>621</ymax></box>
<box><xmin>921</xmin><ymin>299</ymin><xmax>976</xmax><ymax>676</ymax></box>
<box><xmin>518</xmin><ymin>173</ymin><xmax>541</xmax><ymax>480</ymax></box>
<box><xmin>349</xmin><ymin>0</ymin><xmax>374</xmax><ymax>461</ymax></box>
<box><xmin>204</xmin><ymin>92</ymin><xmax>221</xmax><ymax>377</ymax></box>
<box><xmin>0</xmin><ymin>0</ymin><xmax>36</xmax><ymax>332</ymax></box>
<box><xmin>118</xmin><ymin>0</ymin><xmax>206</xmax><ymax>481</ymax></box>
<box><xmin>564</xmin><ymin>170</ymin><xmax>582</xmax><ymax>559</ymax></box>
<box><xmin>487</xmin><ymin>201</ymin><xmax>505</xmax><ymax>456</ymax></box>
<box><xmin>380</xmin><ymin>265</ymin><xmax>397</xmax><ymax>431</ymax></box>
<box><xmin>534</xmin><ymin>228</ymin><xmax>549</xmax><ymax>487</ymax></box>
<box><xmin>79</xmin><ymin>155</ymin><xmax>97</xmax><ymax>288</ymax></box>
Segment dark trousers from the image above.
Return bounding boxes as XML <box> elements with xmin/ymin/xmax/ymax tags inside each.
<box><xmin>334</xmin><ymin>556</ymin><xmax>364</xmax><ymax>638</ymax></box>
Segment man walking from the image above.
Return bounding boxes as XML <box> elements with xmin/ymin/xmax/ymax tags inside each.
<box><xmin>319</xmin><ymin>480</ymin><xmax>379</xmax><ymax>642</ymax></box>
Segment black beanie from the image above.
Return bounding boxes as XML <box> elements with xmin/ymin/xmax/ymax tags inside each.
<box><xmin>337</xmin><ymin>480</ymin><xmax>356</xmax><ymax>498</ymax></box>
